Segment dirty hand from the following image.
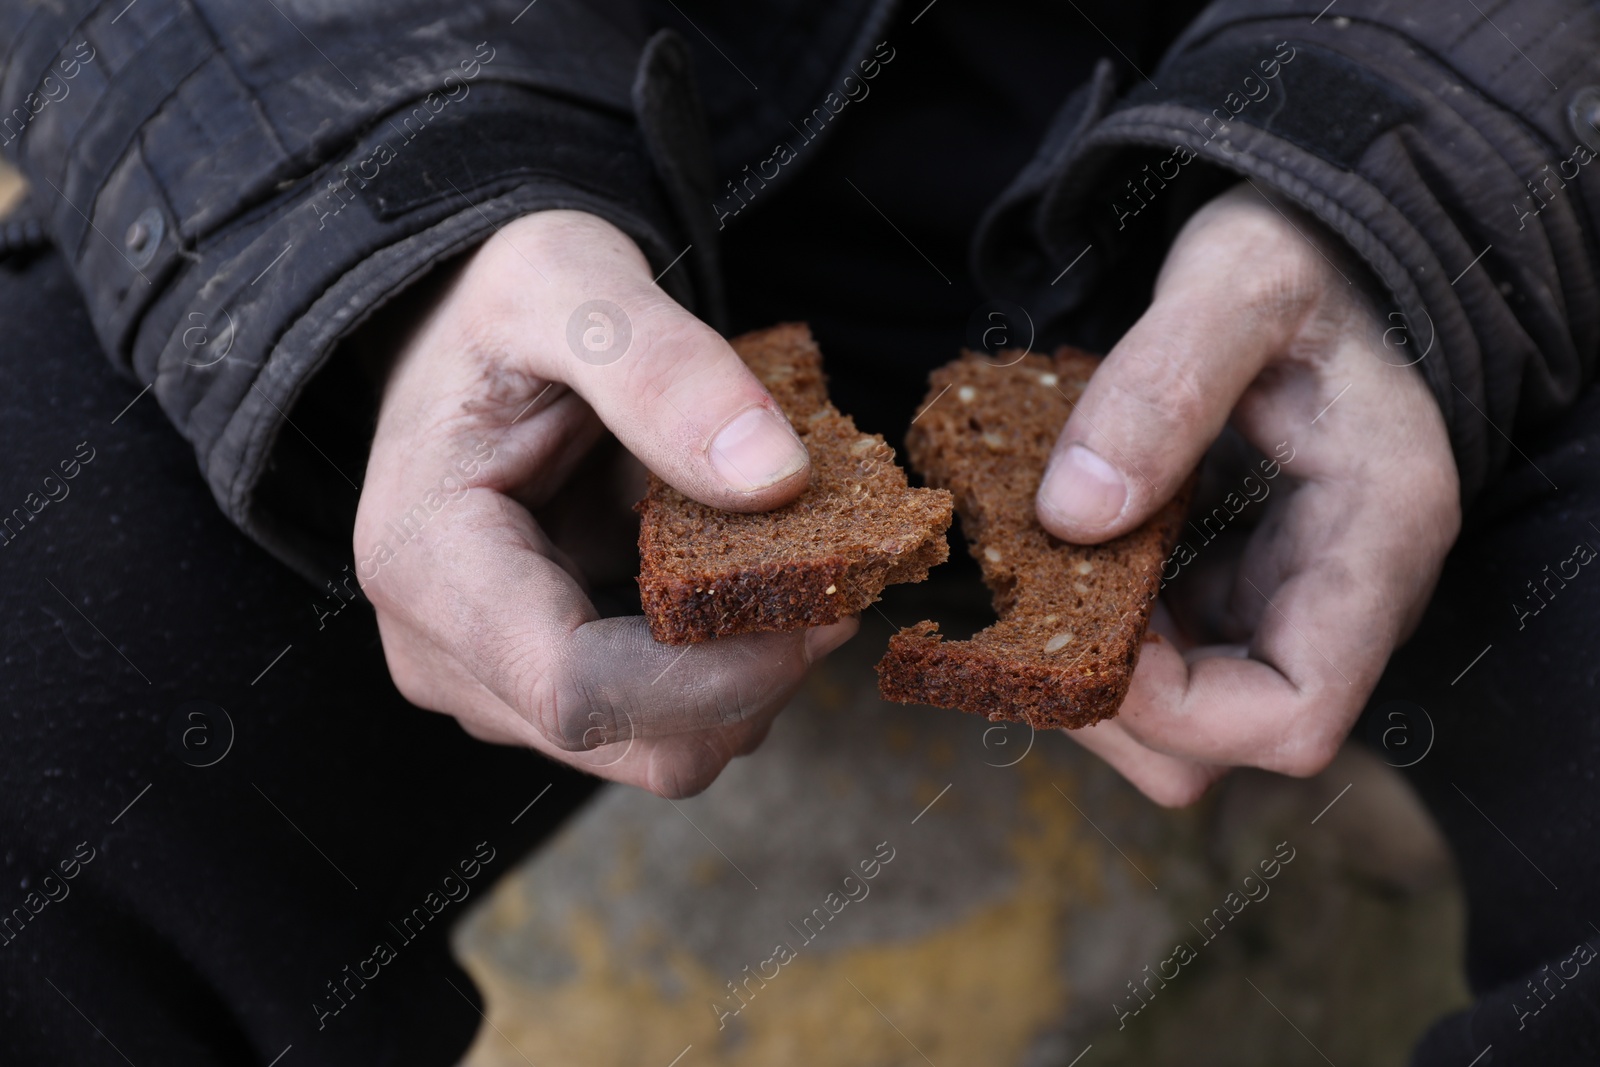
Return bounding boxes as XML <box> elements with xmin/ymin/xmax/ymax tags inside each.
<box><xmin>355</xmin><ymin>210</ymin><xmax>856</xmax><ymax>798</ymax></box>
<box><xmin>1035</xmin><ymin>184</ymin><xmax>1460</xmax><ymax>807</ymax></box>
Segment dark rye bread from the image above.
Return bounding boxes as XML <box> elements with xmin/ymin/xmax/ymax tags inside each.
<box><xmin>875</xmin><ymin>348</ymin><xmax>1188</xmax><ymax>729</ymax></box>
<box><xmin>637</xmin><ymin>324</ymin><xmax>954</xmax><ymax>645</ymax></box>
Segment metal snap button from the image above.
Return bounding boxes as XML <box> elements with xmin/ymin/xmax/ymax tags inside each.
<box><xmin>124</xmin><ymin>206</ymin><xmax>163</xmax><ymax>268</ymax></box>
<box><xmin>1569</xmin><ymin>86</ymin><xmax>1600</xmax><ymax>151</ymax></box>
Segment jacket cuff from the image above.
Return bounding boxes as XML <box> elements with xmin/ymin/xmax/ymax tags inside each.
<box><xmin>83</xmin><ymin>39</ymin><xmax>713</xmax><ymax>584</ymax></box>
<box><xmin>975</xmin><ymin>11</ymin><xmax>1600</xmax><ymax>508</ymax></box>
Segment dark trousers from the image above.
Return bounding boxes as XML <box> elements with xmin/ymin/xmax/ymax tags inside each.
<box><xmin>1371</xmin><ymin>384</ymin><xmax>1600</xmax><ymax>1064</ymax></box>
<box><xmin>0</xmin><ymin>248</ymin><xmax>598</xmax><ymax>1066</ymax></box>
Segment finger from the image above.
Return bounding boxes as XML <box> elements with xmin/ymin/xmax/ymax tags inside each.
<box><xmin>572</xmin><ymin>710</ymin><xmax>795</xmax><ymax>798</ymax></box>
<box><xmin>1035</xmin><ymin>192</ymin><xmax>1329</xmax><ymax>542</ymax></box>
<box><xmin>488</xmin><ymin>391</ymin><xmax>610</xmax><ymax>511</ymax></box>
<box><xmin>384</xmin><ymin>602</ymin><xmax>849</xmax><ymax>797</ymax></box>
<box><xmin>373</xmin><ymin>485</ymin><xmax>856</xmax><ymax>750</ymax></box>
<box><xmin>564</xmin><ymin>299</ymin><xmax>812</xmax><ymax>509</ymax></box>
<box><xmin>1116</xmin><ymin>474</ymin><xmax>1452</xmax><ymax>776</ymax></box>
<box><xmin>357</xmin><ymin>376</ymin><xmax>599</xmax><ymax>571</ymax></box>
<box><xmin>522</xmin><ymin>613</ymin><xmax>858</xmax><ymax>750</ymax></box>
<box><xmin>1063</xmin><ymin>717</ymin><xmax>1228</xmax><ymax>808</ymax></box>
<box><xmin>465</xmin><ymin>211</ymin><xmax>812</xmax><ymax>511</ymax></box>
<box><xmin>1114</xmin><ymin>581</ymin><xmax>1371</xmax><ymax>777</ymax></box>
<box><xmin>401</xmin><ymin>631</ymin><xmax>797</xmax><ymax>799</ymax></box>
<box><xmin>1111</xmin><ymin>297</ymin><xmax>1457</xmax><ymax>776</ymax></box>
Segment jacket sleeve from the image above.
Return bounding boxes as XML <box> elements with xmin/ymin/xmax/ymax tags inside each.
<box><xmin>0</xmin><ymin>0</ymin><xmax>723</xmax><ymax>582</ymax></box>
<box><xmin>974</xmin><ymin>0</ymin><xmax>1600</xmax><ymax>507</ymax></box>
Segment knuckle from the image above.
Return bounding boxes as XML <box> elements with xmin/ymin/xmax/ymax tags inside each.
<box><xmin>1191</xmin><ymin>228</ymin><xmax>1322</xmax><ymax>327</ymax></box>
<box><xmin>1143</xmin><ymin>775</ymin><xmax>1211</xmax><ymax>809</ymax></box>
<box><xmin>731</xmin><ymin>719</ymin><xmax>774</xmax><ymax>757</ymax></box>
<box><xmin>489</xmin><ymin>639</ymin><xmax>595</xmax><ymax>752</ymax></box>
<box><xmin>356</xmin><ymin>565</ymin><xmax>401</xmax><ymax>616</ymax></box>
<box><xmin>513</xmin><ymin>210</ymin><xmax>639</xmax><ymax>274</ymax></box>
<box><xmin>1242</xmin><ymin>282</ymin><xmax>1317</xmax><ymax>340</ymax></box>
<box><xmin>470</xmin><ymin>224</ymin><xmax>559</xmax><ymax>291</ymax></box>
<box><xmin>1216</xmin><ymin>201</ymin><xmax>1328</xmax><ymax>287</ymax></box>
<box><xmin>1271</xmin><ymin>730</ymin><xmax>1342</xmax><ymax>779</ymax></box>
<box><xmin>646</xmin><ymin>736</ymin><xmax>730</xmax><ymax>799</ymax></box>
<box><xmin>526</xmin><ymin>670</ymin><xmax>607</xmax><ymax>752</ymax></box>
<box><xmin>383</xmin><ymin>652</ymin><xmax>433</xmax><ymax>711</ymax></box>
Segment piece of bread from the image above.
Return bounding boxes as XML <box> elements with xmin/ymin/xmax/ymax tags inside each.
<box><xmin>637</xmin><ymin>324</ymin><xmax>954</xmax><ymax>645</ymax></box>
<box><xmin>875</xmin><ymin>348</ymin><xmax>1188</xmax><ymax>729</ymax></box>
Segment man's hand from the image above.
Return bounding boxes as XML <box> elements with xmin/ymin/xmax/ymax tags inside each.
<box><xmin>1036</xmin><ymin>184</ymin><xmax>1460</xmax><ymax>807</ymax></box>
<box><xmin>355</xmin><ymin>210</ymin><xmax>856</xmax><ymax>798</ymax></box>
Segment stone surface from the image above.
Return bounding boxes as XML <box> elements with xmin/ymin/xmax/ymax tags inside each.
<box><xmin>453</xmin><ymin>600</ymin><xmax>1469</xmax><ymax>1067</ymax></box>
<box><xmin>0</xmin><ymin>164</ymin><xmax>25</xmax><ymax>220</ymax></box>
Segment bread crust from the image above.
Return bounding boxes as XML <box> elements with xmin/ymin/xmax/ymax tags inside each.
<box><xmin>637</xmin><ymin>324</ymin><xmax>954</xmax><ymax>645</ymax></box>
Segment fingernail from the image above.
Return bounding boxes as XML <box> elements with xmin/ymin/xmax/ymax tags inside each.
<box><xmin>1039</xmin><ymin>444</ymin><xmax>1127</xmax><ymax>532</ymax></box>
<box><xmin>804</xmin><ymin>618</ymin><xmax>858</xmax><ymax>663</ymax></box>
<box><xmin>708</xmin><ymin>406</ymin><xmax>808</xmax><ymax>492</ymax></box>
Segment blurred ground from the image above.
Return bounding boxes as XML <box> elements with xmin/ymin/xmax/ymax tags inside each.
<box><xmin>454</xmin><ymin>600</ymin><xmax>1470</xmax><ymax>1067</ymax></box>
<box><xmin>0</xmin><ymin>163</ymin><xmax>24</xmax><ymax>218</ymax></box>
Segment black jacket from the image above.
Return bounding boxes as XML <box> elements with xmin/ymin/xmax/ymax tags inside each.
<box><xmin>2</xmin><ymin>0</ymin><xmax>1595</xmax><ymax>585</ymax></box>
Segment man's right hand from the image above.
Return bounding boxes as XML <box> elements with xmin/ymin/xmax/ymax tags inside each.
<box><xmin>354</xmin><ymin>210</ymin><xmax>857</xmax><ymax>798</ymax></box>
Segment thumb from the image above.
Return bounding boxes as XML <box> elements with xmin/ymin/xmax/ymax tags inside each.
<box><xmin>505</xmin><ymin>211</ymin><xmax>811</xmax><ymax>512</ymax></box>
<box><xmin>1035</xmin><ymin>200</ymin><xmax>1319</xmax><ymax>542</ymax></box>
<box><xmin>567</xmin><ymin>297</ymin><xmax>812</xmax><ymax>512</ymax></box>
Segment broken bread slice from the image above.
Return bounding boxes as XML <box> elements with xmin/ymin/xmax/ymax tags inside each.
<box><xmin>637</xmin><ymin>323</ymin><xmax>954</xmax><ymax>645</ymax></box>
<box><xmin>875</xmin><ymin>348</ymin><xmax>1188</xmax><ymax>729</ymax></box>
